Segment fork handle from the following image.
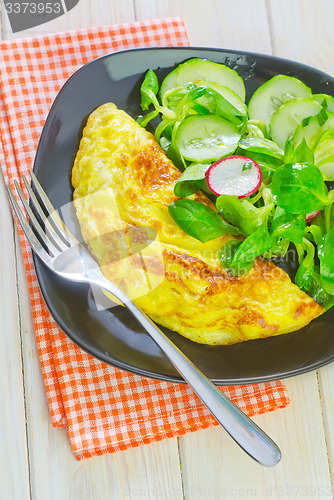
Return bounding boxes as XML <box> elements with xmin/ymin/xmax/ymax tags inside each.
<box><xmin>92</xmin><ymin>272</ymin><xmax>281</xmax><ymax>467</ymax></box>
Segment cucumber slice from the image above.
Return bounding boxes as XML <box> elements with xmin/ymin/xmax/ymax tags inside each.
<box><xmin>160</xmin><ymin>58</ymin><xmax>245</xmax><ymax>101</ymax></box>
<box><xmin>269</xmin><ymin>98</ymin><xmax>321</xmax><ymax>149</ymax></box>
<box><xmin>313</xmin><ymin>93</ymin><xmax>334</xmax><ymax>112</ymax></box>
<box><xmin>175</xmin><ymin>115</ymin><xmax>241</xmax><ymax>163</ymax></box>
<box><xmin>293</xmin><ymin>115</ymin><xmax>324</xmax><ymax>149</ymax></box>
<box><xmin>293</xmin><ymin>111</ymin><xmax>334</xmax><ymax>148</ymax></box>
<box><xmin>248</xmin><ymin>75</ymin><xmax>312</xmax><ymax>132</ymax></box>
<box><xmin>314</xmin><ymin>130</ymin><xmax>334</xmax><ymax>180</ymax></box>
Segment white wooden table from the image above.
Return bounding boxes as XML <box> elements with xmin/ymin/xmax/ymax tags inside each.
<box><xmin>1</xmin><ymin>1</ymin><xmax>334</xmax><ymax>499</ymax></box>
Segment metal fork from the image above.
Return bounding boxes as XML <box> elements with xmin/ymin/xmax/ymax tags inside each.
<box><xmin>7</xmin><ymin>171</ymin><xmax>281</xmax><ymax>467</ymax></box>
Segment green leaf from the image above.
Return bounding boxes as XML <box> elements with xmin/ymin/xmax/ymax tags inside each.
<box><xmin>293</xmin><ymin>138</ymin><xmax>314</xmax><ymax>163</ymax></box>
<box><xmin>271</xmin><ymin>162</ymin><xmax>329</xmax><ymax>214</ymax></box>
<box><xmin>218</xmin><ymin>239</ymin><xmax>254</xmax><ymax>276</ymax></box>
<box><xmin>283</xmin><ymin>138</ymin><xmax>315</xmax><ymax>164</ymax></box>
<box><xmin>304</xmin><ymin>223</ymin><xmax>325</xmax><ymax>246</ymax></box>
<box><xmin>167</xmin><ymin>137</ymin><xmax>187</xmax><ymax>171</ymax></box>
<box><xmin>318</xmin><ymin>227</ymin><xmax>334</xmax><ymax>294</ymax></box>
<box><xmin>173</xmin><ymin>163</ymin><xmax>211</xmax><ymax>197</ymax></box>
<box><xmin>232</xmin><ymin>223</ymin><xmax>272</xmax><ymax>266</ymax></box>
<box><xmin>174</xmin><ymin>86</ymin><xmax>208</xmax><ymax>118</ymax></box>
<box><xmin>218</xmin><ymin>239</ymin><xmax>240</xmax><ymax>267</ymax></box>
<box><xmin>140</xmin><ymin>70</ymin><xmax>159</xmax><ymax>110</ymax></box>
<box><xmin>270</xmin><ymin>207</ymin><xmax>306</xmax><ymax>244</ymax></box>
<box><xmin>137</xmin><ymin>109</ymin><xmax>159</xmax><ymax>128</ymax></box>
<box><xmin>238</xmin><ymin>152</ymin><xmax>282</xmax><ymax>179</ymax></box>
<box><xmin>216</xmin><ymin>195</ymin><xmax>274</xmax><ymax>236</ymax></box>
<box><xmin>140</xmin><ymin>70</ymin><xmax>176</xmax><ymax>121</ymax></box>
<box><xmin>300</xmin><ymin>266</ymin><xmax>334</xmax><ymax>310</ymax></box>
<box><xmin>162</xmin><ymin>86</ymin><xmax>190</xmax><ymax>110</ymax></box>
<box><xmin>191</xmin><ymin>103</ymin><xmax>211</xmax><ymax>115</ymax></box>
<box><xmin>199</xmin><ymin>87</ymin><xmax>247</xmax><ymax>126</ymax></box>
<box><xmin>238</xmin><ymin>137</ymin><xmax>283</xmax><ymax>179</ymax></box>
<box><xmin>283</xmin><ymin>140</ymin><xmax>295</xmax><ymax>164</ymax></box>
<box><xmin>168</xmin><ymin>199</ymin><xmax>240</xmax><ymax>243</ymax></box>
<box><xmin>295</xmin><ymin>239</ymin><xmax>315</xmax><ymax>291</ymax></box>
<box><xmin>246</xmin><ymin>119</ymin><xmax>267</xmax><ymax>138</ymax></box>
<box><xmin>155</xmin><ymin>117</ymin><xmax>175</xmax><ymax>144</ymax></box>
<box><xmin>295</xmin><ymin>262</ymin><xmax>314</xmax><ymax>291</ymax></box>
<box><xmin>324</xmin><ymin>189</ymin><xmax>334</xmax><ymax>232</ymax></box>
<box><xmin>239</xmin><ymin>136</ymin><xmax>284</xmax><ymax>159</ymax></box>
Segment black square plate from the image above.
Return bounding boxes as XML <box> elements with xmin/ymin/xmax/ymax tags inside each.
<box><xmin>33</xmin><ymin>47</ymin><xmax>334</xmax><ymax>384</ymax></box>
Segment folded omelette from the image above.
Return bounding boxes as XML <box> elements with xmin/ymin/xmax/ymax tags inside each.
<box><xmin>71</xmin><ymin>102</ymin><xmax>323</xmax><ymax>345</ymax></box>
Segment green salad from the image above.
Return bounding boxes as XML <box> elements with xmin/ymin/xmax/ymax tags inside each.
<box><xmin>137</xmin><ymin>58</ymin><xmax>334</xmax><ymax>310</ymax></box>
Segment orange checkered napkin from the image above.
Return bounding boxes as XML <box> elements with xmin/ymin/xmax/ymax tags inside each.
<box><xmin>0</xmin><ymin>18</ymin><xmax>289</xmax><ymax>459</ymax></box>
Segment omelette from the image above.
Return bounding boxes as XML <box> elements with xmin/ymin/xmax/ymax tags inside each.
<box><xmin>71</xmin><ymin>102</ymin><xmax>323</xmax><ymax>345</ymax></box>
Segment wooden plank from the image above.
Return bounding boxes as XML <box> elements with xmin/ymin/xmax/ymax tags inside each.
<box><xmin>89</xmin><ymin>0</ymin><xmax>135</xmax><ymax>26</ymax></box>
<box><xmin>318</xmin><ymin>364</ymin><xmax>334</xmax><ymax>487</ymax></box>
<box><xmin>267</xmin><ymin>0</ymin><xmax>334</xmax><ymax>75</ymax></box>
<box><xmin>134</xmin><ymin>0</ymin><xmax>272</xmax><ymax>53</ymax></box>
<box><xmin>0</xmin><ymin>171</ymin><xmax>30</xmax><ymax>499</ymax></box>
<box><xmin>110</xmin><ymin>440</ymin><xmax>183</xmax><ymax>499</ymax></box>
<box><xmin>179</xmin><ymin>374</ymin><xmax>332</xmax><ymax>500</ymax></box>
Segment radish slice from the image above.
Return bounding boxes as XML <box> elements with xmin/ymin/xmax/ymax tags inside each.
<box><xmin>306</xmin><ymin>210</ymin><xmax>321</xmax><ymax>223</ymax></box>
<box><xmin>205</xmin><ymin>156</ymin><xmax>262</xmax><ymax>198</ymax></box>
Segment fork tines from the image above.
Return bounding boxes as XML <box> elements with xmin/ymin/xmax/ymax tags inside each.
<box><xmin>7</xmin><ymin>171</ymin><xmax>74</xmax><ymax>259</ymax></box>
